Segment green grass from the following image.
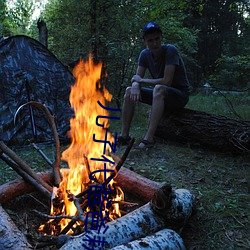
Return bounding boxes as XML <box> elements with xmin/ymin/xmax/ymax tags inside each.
<box><xmin>186</xmin><ymin>93</ymin><xmax>250</xmax><ymax>120</ymax></box>
<box><xmin>0</xmin><ymin>94</ymin><xmax>249</xmax><ymax>249</ymax></box>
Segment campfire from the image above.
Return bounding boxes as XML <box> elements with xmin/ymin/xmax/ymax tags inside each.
<box><xmin>0</xmin><ymin>55</ymin><xmax>196</xmax><ymax>249</ymax></box>
<box><xmin>38</xmin><ymin>55</ymin><xmax>125</xmax><ymax>236</ymax></box>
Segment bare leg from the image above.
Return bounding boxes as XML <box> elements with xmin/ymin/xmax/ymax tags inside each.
<box><xmin>121</xmin><ymin>87</ymin><xmax>136</xmax><ymax>138</ymax></box>
<box><xmin>139</xmin><ymin>85</ymin><xmax>166</xmax><ymax>146</ymax></box>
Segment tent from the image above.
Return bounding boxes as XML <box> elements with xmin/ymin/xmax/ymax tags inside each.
<box><xmin>0</xmin><ymin>35</ymin><xmax>75</xmax><ymax>145</ymax></box>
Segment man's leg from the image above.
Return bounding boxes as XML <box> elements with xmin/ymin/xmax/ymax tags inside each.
<box><xmin>138</xmin><ymin>85</ymin><xmax>166</xmax><ymax>147</ymax></box>
<box><xmin>121</xmin><ymin>87</ymin><xmax>136</xmax><ymax>138</ymax></box>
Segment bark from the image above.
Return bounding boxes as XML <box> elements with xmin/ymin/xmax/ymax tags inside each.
<box><xmin>0</xmin><ymin>171</ymin><xmax>53</xmax><ymax>204</ymax></box>
<box><xmin>155</xmin><ymin>108</ymin><xmax>250</xmax><ymax>154</ymax></box>
<box><xmin>110</xmin><ymin>228</ymin><xmax>185</xmax><ymax>250</ymax></box>
<box><xmin>59</xmin><ymin>187</ymin><xmax>195</xmax><ymax>250</ymax></box>
<box><xmin>114</xmin><ymin>166</ymin><xmax>162</xmax><ymax>202</ymax></box>
<box><xmin>0</xmin><ymin>204</ymin><xmax>32</xmax><ymax>249</ymax></box>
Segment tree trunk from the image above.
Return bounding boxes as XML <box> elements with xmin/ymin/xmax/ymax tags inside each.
<box><xmin>155</xmin><ymin>108</ymin><xmax>250</xmax><ymax>154</ymax></box>
<box><xmin>0</xmin><ymin>204</ymin><xmax>32</xmax><ymax>249</ymax></box>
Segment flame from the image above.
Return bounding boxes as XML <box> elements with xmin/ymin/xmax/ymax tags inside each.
<box><xmin>41</xmin><ymin>55</ymin><xmax>123</xmax><ymax>235</ymax></box>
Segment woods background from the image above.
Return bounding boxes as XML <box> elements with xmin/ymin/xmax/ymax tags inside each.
<box><xmin>1</xmin><ymin>0</ymin><xmax>249</xmax><ymax>109</ymax></box>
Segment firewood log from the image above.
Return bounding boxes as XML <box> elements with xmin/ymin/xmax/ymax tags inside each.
<box><xmin>109</xmin><ymin>228</ymin><xmax>186</xmax><ymax>250</ymax></box>
<box><xmin>0</xmin><ymin>204</ymin><xmax>32</xmax><ymax>249</ymax></box>
<box><xmin>59</xmin><ymin>186</ymin><xmax>195</xmax><ymax>250</ymax></box>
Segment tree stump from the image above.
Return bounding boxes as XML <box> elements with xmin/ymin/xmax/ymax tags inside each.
<box><xmin>155</xmin><ymin>108</ymin><xmax>250</xmax><ymax>154</ymax></box>
<box><xmin>37</xmin><ymin>19</ymin><xmax>48</xmax><ymax>47</ymax></box>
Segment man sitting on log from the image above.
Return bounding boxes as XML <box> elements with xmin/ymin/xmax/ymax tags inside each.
<box><xmin>118</xmin><ymin>21</ymin><xmax>192</xmax><ymax>148</ymax></box>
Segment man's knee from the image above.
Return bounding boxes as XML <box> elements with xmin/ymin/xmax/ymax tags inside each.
<box><xmin>124</xmin><ymin>87</ymin><xmax>132</xmax><ymax>99</ymax></box>
<box><xmin>153</xmin><ymin>85</ymin><xmax>167</xmax><ymax>98</ymax></box>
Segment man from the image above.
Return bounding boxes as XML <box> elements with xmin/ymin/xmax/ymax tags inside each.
<box><xmin>118</xmin><ymin>21</ymin><xmax>191</xmax><ymax>148</ymax></box>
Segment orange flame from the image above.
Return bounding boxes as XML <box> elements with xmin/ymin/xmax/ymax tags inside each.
<box><xmin>46</xmin><ymin>55</ymin><xmax>121</xmax><ymax>233</ymax></box>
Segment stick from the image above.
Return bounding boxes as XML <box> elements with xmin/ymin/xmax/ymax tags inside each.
<box><xmin>0</xmin><ymin>152</ymin><xmax>51</xmax><ymax>199</ymax></box>
<box><xmin>104</xmin><ymin>137</ymin><xmax>135</xmax><ymax>186</ymax></box>
<box><xmin>0</xmin><ymin>141</ymin><xmax>52</xmax><ymax>193</ymax></box>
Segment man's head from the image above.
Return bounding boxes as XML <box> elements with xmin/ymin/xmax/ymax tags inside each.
<box><xmin>142</xmin><ymin>22</ymin><xmax>162</xmax><ymax>39</ymax></box>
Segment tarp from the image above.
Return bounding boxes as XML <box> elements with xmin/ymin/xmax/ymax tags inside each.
<box><xmin>0</xmin><ymin>35</ymin><xmax>74</xmax><ymax>145</ymax></box>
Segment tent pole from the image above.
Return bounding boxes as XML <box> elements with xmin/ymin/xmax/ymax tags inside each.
<box><xmin>25</xmin><ymin>78</ymin><xmax>38</xmax><ymax>142</ymax></box>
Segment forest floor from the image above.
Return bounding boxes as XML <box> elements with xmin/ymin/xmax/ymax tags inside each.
<box><xmin>0</xmin><ymin>95</ymin><xmax>249</xmax><ymax>249</ymax></box>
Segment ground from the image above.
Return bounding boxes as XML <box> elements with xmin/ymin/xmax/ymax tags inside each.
<box><xmin>0</xmin><ymin>95</ymin><xmax>249</xmax><ymax>249</ymax></box>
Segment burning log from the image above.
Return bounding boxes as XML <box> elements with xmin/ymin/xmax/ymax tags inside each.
<box><xmin>0</xmin><ymin>204</ymin><xmax>32</xmax><ymax>249</ymax></box>
<box><xmin>156</xmin><ymin>108</ymin><xmax>250</xmax><ymax>154</ymax></box>
<box><xmin>109</xmin><ymin>228</ymin><xmax>186</xmax><ymax>250</ymax></box>
<box><xmin>59</xmin><ymin>185</ymin><xmax>195</xmax><ymax>249</ymax></box>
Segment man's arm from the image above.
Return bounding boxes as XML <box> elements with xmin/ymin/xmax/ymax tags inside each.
<box><xmin>132</xmin><ymin>64</ymin><xmax>176</xmax><ymax>87</ymax></box>
<box><xmin>129</xmin><ymin>66</ymin><xmax>146</xmax><ymax>102</ymax></box>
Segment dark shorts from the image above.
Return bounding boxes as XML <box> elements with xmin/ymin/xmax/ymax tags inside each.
<box><xmin>140</xmin><ymin>87</ymin><xmax>189</xmax><ymax>112</ymax></box>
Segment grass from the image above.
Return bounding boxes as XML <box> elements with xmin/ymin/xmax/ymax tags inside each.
<box><xmin>0</xmin><ymin>94</ymin><xmax>249</xmax><ymax>249</ymax></box>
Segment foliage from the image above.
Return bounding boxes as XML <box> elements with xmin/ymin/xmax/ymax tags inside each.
<box><xmin>2</xmin><ymin>0</ymin><xmax>250</xmax><ymax>101</ymax></box>
<box><xmin>0</xmin><ymin>0</ymin><xmax>12</xmax><ymax>36</ymax></box>
<box><xmin>185</xmin><ymin>0</ymin><xmax>250</xmax><ymax>88</ymax></box>
<box><xmin>208</xmin><ymin>55</ymin><xmax>250</xmax><ymax>90</ymax></box>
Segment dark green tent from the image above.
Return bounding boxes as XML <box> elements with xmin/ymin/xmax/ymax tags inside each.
<box><xmin>0</xmin><ymin>35</ymin><xmax>74</xmax><ymax>145</ymax></box>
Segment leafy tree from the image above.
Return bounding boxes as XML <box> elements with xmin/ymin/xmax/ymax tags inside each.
<box><xmin>0</xmin><ymin>0</ymin><xmax>12</xmax><ymax>36</ymax></box>
<box><xmin>185</xmin><ymin>0</ymin><xmax>250</xmax><ymax>89</ymax></box>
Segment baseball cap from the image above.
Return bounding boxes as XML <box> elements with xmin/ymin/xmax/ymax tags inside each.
<box><xmin>142</xmin><ymin>22</ymin><xmax>162</xmax><ymax>38</ymax></box>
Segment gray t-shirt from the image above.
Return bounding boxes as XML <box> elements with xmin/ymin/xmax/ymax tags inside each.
<box><xmin>138</xmin><ymin>44</ymin><xmax>190</xmax><ymax>91</ymax></box>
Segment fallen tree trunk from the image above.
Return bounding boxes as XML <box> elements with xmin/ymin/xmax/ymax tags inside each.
<box><xmin>60</xmin><ymin>187</ymin><xmax>195</xmax><ymax>250</ymax></box>
<box><xmin>110</xmin><ymin>228</ymin><xmax>185</xmax><ymax>250</ymax></box>
<box><xmin>0</xmin><ymin>204</ymin><xmax>32</xmax><ymax>249</ymax></box>
<box><xmin>155</xmin><ymin>108</ymin><xmax>250</xmax><ymax>154</ymax></box>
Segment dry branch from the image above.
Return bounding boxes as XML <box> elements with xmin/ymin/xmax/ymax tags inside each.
<box><xmin>0</xmin><ymin>152</ymin><xmax>51</xmax><ymax>199</ymax></box>
<box><xmin>0</xmin><ymin>141</ymin><xmax>52</xmax><ymax>193</ymax></box>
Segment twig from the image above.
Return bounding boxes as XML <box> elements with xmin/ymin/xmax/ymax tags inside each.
<box><xmin>104</xmin><ymin>137</ymin><xmax>135</xmax><ymax>186</ymax></box>
<box><xmin>0</xmin><ymin>142</ymin><xmax>52</xmax><ymax>194</ymax></box>
<box><xmin>33</xmin><ymin>209</ymin><xmax>74</xmax><ymax>220</ymax></box>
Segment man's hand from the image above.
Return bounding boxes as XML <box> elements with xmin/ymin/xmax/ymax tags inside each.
<box><xmin>130</xmin><ymin>82</ymin><xmax>141</xmax><ymax>102</ymax></box>
<box><xmin>131</xmin><ymin>74</ymin><xmax>142</xmax><ymax>83</ymax></box>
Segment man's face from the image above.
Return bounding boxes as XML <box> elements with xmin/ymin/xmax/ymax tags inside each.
<box><xmin>143</xmin><ymin>31</ymin><xmax>162</xmax><ymax>51</ymax></box>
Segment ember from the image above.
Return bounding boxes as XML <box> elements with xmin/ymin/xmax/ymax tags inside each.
<box><xmin>39</xmin><ymin>55</ymin><xmax>123</xmax><ymax>236</ymax></box>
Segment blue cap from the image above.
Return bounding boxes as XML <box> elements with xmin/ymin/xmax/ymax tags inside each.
<box><xmin>142</xmin><ymin>22</ymin><xmax>162</xmax><ymax>38</ymax></box>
